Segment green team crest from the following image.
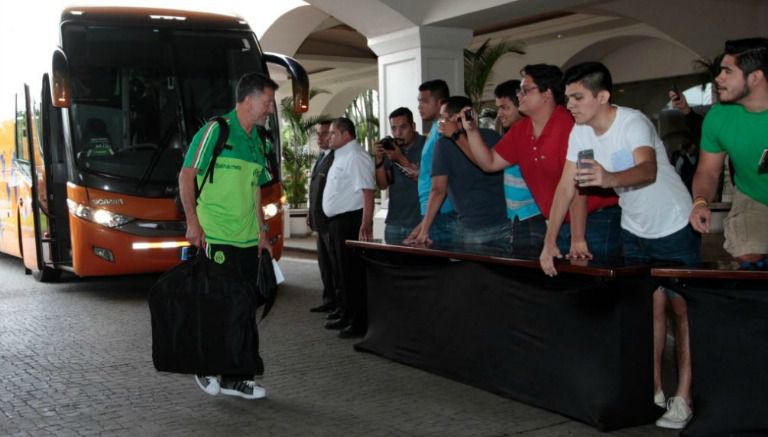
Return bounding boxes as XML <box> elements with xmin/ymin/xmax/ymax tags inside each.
<box><xmin>213</xmin><ymin>251</ymin><xmax>226</xmax><ymax>264</ymax></box>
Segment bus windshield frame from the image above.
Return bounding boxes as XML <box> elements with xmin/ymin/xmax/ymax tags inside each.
<box><xmin>62</xmin><ymin>23</ymin><xmax>280</xmax><ymax>197</ymax></box>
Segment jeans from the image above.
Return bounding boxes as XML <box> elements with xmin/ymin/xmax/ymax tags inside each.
<box><xmin>621</xmin><ymin>224</ymin><xmax>701</xmax><ymax>267</ymax></box>
<box><xmin>557</xmin><ymin>206</ymin><xmax>622</xmax><ymax>260</ymax></box>
<box><xmin>511</xmin><ymin>214</ymin><xmax>546</xmax><ymax>256</ymax></box>
<box><xmin>459</xmin><ymin>220</ymin><xmax>513</xmax><ymax>250</ymax></box>
<box><xmin>429</xmin><ymin>212</ymin><xmax>458</xmax><ymax>245</ymax></box>
<box><xmin>384</xmin><ymin>223</ymin><xmax>417</xmax><ymax>245</ymax></box>
<box><xmin>622</xmin><ymin>224</ymin><xmax>701</xmax><ymax>298</ymax></box>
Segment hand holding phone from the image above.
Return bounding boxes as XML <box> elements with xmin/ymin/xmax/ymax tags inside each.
<box><xmin>394</xmin><ymin>162</ymin><xmax>417</xmax><ymax>180</ymax></box>
<box><xmin>671</xmin><ymin>84</ymin><xmax>681</xmax><ymax>101</ymax></box>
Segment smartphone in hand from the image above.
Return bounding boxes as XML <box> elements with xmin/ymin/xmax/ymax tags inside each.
<box><xmin>464</xmin><ymin>109</ymin><xmax>474</xmax><ymax>122</ymax></box>
<box><xmin>671</xmin><ymin>83</ymin><xmax>681</xmax><ymax>101</ymax></box>
<box><xmin>394</xmin><ymin>162</ymin><xmax>415</xmax><ymax>178</ymax></box>
<box><xmin>577</xmin><ymin>149</ymin><xmax>594</xmax><ymax>170</ymax></box>
<box><xmin>576</xmin><ymin>149</ymin><xmax>594</xmax><ymax>186</ymax></box>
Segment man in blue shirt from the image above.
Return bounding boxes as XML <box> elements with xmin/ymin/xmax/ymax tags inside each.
<box><xmin>405</xmin><ymin>79</ymin><xmax>457</xmax><ymax>244</ymax></box>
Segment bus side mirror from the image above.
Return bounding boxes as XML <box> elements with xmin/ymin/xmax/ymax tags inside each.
<box><xmin>264</xmin><ymin>52</ymin><xmax>309</xmax><ymax>114</ymax></box>
<box><xmin>291</xmin><ymin>76</ymin><xmax>309</xmax><ymax>114</ymax></box>
<box><xmin>51</xmin><ymin>48</ymin><xmax>71</xmax><ymax>108</ymax></box>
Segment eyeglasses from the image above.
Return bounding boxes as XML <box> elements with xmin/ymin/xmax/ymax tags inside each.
<box><xmin>516</xmin><ymin>86</ymin><xmax>539</xmax><ymax>97</ymax></box>
<box><xmin>438</xmin><ymin>116</ymin><xmax>455</xmax><ymax>124</ymax></box>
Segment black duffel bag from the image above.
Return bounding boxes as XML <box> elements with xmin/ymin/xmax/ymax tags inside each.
<box><xmin>148</xmin><ymin>252</ymin><xmax>260</xmax><ymax>375</ymax></box>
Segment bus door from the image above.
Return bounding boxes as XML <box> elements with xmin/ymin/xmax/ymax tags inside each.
<box><xmin>16</xmin><ymin>85</ymin><xmax>42</xmax><ymax>276</ymax></box>
<box><xmin>18</xmin><ymin>83</ymin><xmax>62</xmax><ymax>282</ymax></box>
<box><xmin>40</xmin><ymin>73</ymin><xmax>73</xmax><ymax>273</ymax></box>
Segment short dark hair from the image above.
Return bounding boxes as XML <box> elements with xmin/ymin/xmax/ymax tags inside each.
<box><xmin>418</xmin><ymin>79</ymin><xmax>450</xmax><ymax>102</ymax></box>
<box><xmin>389</xmin><ymin>107</ymin><xmax>414</xmax><ymax>124</ymax></box>
<box><xmin>494</xmin><ymin>80</ymin><xmax>521</xmax><ymax>107</ymax></box>
<box><xmin>562</xmin><ymin>62</ymin><xmax>613</xmax><ymax>97</ymax></box>
<box><xmin>724</xmin><ymin>38</ymin><xmax>768</xmax><ymax>79</ymax></box>
<box><xmin>236</xmin><ymin>72</ymin><xmax>279</xmax><ymax>103</ymax></box>
<box><xmin>332</xmin><ymin>117</ymin><xmax>356</xmax><ymax>139</ymax></box>
<box><xmin>520</xmin><ymin>64</ymin><xmax>565</xmax><ymax>105</ymax></box>
<box><xmin>317</xmin><ymin>119</ymin><xmax>332</xmax><ymax>127</ymax></box>
<box><xmin>443</xmin><ymin>96</ymin><xmax>473</xmax><ymax>116</ymax></box>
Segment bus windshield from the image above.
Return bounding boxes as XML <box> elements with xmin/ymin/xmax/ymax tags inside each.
<box><xmin>63</xmin><ymin>24</ymin><xmax>275</xmax><ymax>196</ymax></box>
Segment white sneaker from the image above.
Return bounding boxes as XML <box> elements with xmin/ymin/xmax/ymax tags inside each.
<box><xmin>656</xmin><ymin>396</ymin><xmax>693</xmax><ymax>429</ymax></box>
<box><xmin>220</xmin><ymin>379</ymin><xmax>266</xmax><ymax>400</ymax></box>
<box><xmin>654</xmin><ymin>390</ymin><xmax>666</xmax><ymax>408</ymax></box>
<box><xmin>195</xmin><ymin>375</ymin><xmax>220</xmax><ymax>395</ymax></box>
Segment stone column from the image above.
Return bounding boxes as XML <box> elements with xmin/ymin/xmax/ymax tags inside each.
<box><xmin>369</xmin><ymin>25</ymin><xmax>473</xmax><ymax>135</ymax></box>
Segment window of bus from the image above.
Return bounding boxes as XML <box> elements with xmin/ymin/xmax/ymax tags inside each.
<box><xmin>15</xmin><ymin>92</ymin><xmax>29</xmax><ymax>162</ymax></box>
<box><xmin>63</xmin><ymin>24</ymin><xmax>269</xmax><ymax>195</ymax></box>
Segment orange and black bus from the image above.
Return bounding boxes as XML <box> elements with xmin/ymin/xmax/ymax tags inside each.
<box><xmin>0</xmin><ymin>6</ymin><xmax>308</xmax><ymax>281</ymax></box>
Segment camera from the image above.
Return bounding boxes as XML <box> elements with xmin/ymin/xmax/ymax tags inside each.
<box><xmin>464</xmin><ymin>109</ymin><xmax>474</xmax><ymax>122</ymax></box>
<box><xmin>380</xmin><ymin>136</ymin><xmax>402</xmax><ymax>151</ymax></box>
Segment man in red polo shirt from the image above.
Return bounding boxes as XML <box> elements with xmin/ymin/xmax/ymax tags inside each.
<box><xmin>462</xmin><ymin>64</ymin><xmax>620</xmax><ymax>258</ymax></box>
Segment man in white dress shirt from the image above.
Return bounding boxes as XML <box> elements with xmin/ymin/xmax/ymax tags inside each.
<box><xmin>322</xmin><ymin>117</ymin><xmax>375</xmax><ymax>338</ymax></box>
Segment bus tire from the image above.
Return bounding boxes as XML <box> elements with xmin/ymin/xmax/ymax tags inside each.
<box><xmin>32</xmin><ymin>266</ymin><xmax>61</xmax><ymax>283</ymax></box>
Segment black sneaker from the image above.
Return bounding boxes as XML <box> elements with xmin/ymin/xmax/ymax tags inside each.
<box><xmin>220</xmin><ymin>379</ymin><xmax>266</xmax><ymax>399</ymax></box>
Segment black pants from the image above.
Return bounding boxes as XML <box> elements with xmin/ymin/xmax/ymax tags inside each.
<box><xmin>205</xmin><ymin>243</ymin><xmax>264</xmax><ymax>379</ymax></box>
<box><xmin>316</xmin><ymin>229</ymin><xmax>338</xmax><ymax>306</ymax></box>
<box><xmin>327</xmin><ymin>209</ymin><xmax>367</xmax><ymax>332</ymax></box>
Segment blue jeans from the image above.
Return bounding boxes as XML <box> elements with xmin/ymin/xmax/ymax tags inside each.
<box><xmin>511</xmin><ymin>214</ymin><xmax>546</xmax><ymax>255</ymax></box>
<box><xmin>621</xmin><ymin>224</ymin><xmax>701</xmax><ymax>267</ymax></box>
<box><xmin>459</xmin><ymin>220</ymin><xmax>513</xmax><ymax>250</ymax></box>
<box><xmin>429</xmin><ymin>212</ymin><xmax>458</xmax><ymax>245</ymax></box>
<box><xmin>384</xmin><ymin>223</ymin><xmax>417</xmax><ymax>245</ymax></box>
<box><xmin>622</xmin><ymin>224</ymin><xmax>701</xmax><ymax>298</ymax></box>
<box><xmin>557</xmin><ymin>206</ymin><xmax>622</xmax><ymax>259</ymax></box>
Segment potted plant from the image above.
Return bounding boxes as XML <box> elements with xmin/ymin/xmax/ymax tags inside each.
<box><xmin>464</xmin><ymin>39</ymin><xmax>525</xmax><ymax>114</ymax></box>
<box><xmin>279</xmin><ymin>90</ymin><xmax>329</xmax><ymax>235</ymax></box>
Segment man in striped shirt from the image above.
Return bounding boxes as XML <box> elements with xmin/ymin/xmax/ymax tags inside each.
<box><xmin>493</xmin><ymin>80</ymin><xmax>545</xmax><ymax>254</ymax></box>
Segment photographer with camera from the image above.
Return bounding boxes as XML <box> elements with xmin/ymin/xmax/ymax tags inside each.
<box><xmin>375</xmin><ymin>107</ymin><xmax>426</xmax><ymax>244</ymax></box>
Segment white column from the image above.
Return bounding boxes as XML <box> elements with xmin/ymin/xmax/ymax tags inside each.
<box><xmin>369</xmin><ymin>25</ymin><xmax>472</xmax><ymax>135</ymax></box>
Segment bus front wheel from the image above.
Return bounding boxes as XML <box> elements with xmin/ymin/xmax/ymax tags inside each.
<box><xmin>32</xmin><ymin>266</ymin><xmax>61</xmax><ymax>283</ymax></box>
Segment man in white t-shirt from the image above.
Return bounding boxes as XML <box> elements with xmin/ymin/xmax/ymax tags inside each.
<box><xmin>539</xmin><ymin>62</ymin><xmax>700</xmax><ymax>430</ymax></box>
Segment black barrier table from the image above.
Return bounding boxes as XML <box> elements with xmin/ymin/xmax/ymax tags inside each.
<box><xmin>652</xmin><ymin>265</ymin><xmax>768</xmax><ymax>437</ymax></box>
<box><xmin>347</xmin><ymin>241</ymin><xmax>661</xmax><ymax>431</ymax></box>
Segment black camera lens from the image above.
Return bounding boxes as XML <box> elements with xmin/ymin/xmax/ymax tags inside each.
<box><xmin>380</xmin><ymin>136</ymin><xmax>396</xmax><ymax>150</ymax></box>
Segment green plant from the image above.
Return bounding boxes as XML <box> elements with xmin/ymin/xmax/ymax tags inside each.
<box><xmin>279</xmin><ymin>88</ymin><xmax>329</xmax><ymax>208</ymax></box>
<box><xmin>464</xmin><ymin>39</ymin><xmax>525</xmax><ymax>112</ymax></box>
<box><xmin>281</xmin><ymin>145</ymin><xmax>312</xmax><ymax>208</ymax></box>
<box><xmin>345</xmin><ymin>89</ymin><xmax>379</xmax><ymax>153</ymax></box>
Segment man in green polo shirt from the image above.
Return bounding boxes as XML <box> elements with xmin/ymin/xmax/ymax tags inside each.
<box><xmin>691</xmin><ymin>38</ymin><xmax>768</xmax><ymax>269</ymax></box>
<box><xmin>178</xmin><ymin>72</ymin><xmax>276</xmax><ymax>399</ymax></box>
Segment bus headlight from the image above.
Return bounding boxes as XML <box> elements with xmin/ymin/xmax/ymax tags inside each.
<box><xmin>262</xmin><ymin>202</ymin><xmax>280</xmax><ymax>220</ymax></box>
<box><xmin>67</xmin><ymin>199</ymin><xmax>134</xmax><ymax>228</ymax></box>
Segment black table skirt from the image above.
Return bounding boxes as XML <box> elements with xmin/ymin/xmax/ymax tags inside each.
<box><xmin>674</xmin><ymin>280</ymin><xmax>768</xmax><ymax>437</ymax></box>
<box><xmin>354</xmin><ymin>249</ymin><xmax>660</xmax><ymax>431</ymax></box>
